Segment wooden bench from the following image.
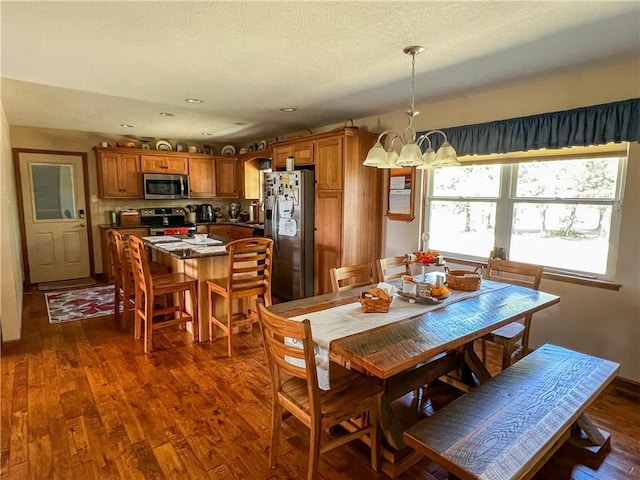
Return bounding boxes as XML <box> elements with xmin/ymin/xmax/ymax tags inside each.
<box><xmin>404</xmin><ymin>344</ymin><xmax>619</xmax><ymax>480</ymax></box>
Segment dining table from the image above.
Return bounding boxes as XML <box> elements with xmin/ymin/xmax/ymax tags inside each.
<box><xmin>268</xmin><ymin>278</ymin><xmax>560</xmax><ymax>478</ymax></box>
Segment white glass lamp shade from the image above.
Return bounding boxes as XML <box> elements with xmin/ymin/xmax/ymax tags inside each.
<box><xmin>396</xmin><ymin>142</ymin><xmax>424</xmax><ymax>167</ymax></box>
<box><xmin>363</xmin><ymin>142</ymin><xmax>388</xmax><ymax>167</ymax></box>
<box><xmin>417</xmin><ymin>147</ymin><xmax>436</xmax><ymax>169</ymax></box>
<box><xmin>378</xmin><ymin>149</ymin><xmax>401</xmax><ymax>169</ymax></box>
<box><xmin>432</xmin><ymin>142</ymin><xmax>460</xmax><ymax>167</ymax></box>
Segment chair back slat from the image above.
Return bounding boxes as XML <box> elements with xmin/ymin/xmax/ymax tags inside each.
<box><xmin>128</xmin><ymin>236</ymin><xmax>152</xmax><ymax>297</ymax></box>
<box><xmin>376</xmin><ymin>255</ymin><xmax>410</xmax><ymax>282</ymax></box>
<box><xmin>329</xmin><ymin>263</ymin><xmax>376</xmax><ymax>293</ymax></box>
<box><xmin>486</xmin><ymin>258</ymin><xmax>543</xmax><ymax>290</ymax></box>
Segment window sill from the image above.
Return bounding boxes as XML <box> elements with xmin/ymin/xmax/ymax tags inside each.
<box><xmin>442</xmin><ymin>256</ymin><xmax>621</xmax><ymax>291</ymax></box>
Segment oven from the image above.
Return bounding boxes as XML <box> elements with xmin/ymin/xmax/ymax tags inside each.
<box><xmin>140</xmin><ymin>207</ymin><xmax>196</xmax><ymax>236</ymax></box>
<box><xmin>143</xmin><ymin>173</ymin><xmax>189</xmax><ymax>200</ymax></box>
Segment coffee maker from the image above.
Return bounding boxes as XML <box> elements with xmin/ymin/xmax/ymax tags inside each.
<box><xmin>196</xmin><ymin>204</ymin><xmax>214</xmax><ymax>222</ymax></box>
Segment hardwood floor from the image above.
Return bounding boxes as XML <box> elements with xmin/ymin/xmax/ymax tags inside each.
<box><xmin>2</xmin><ymin>288</ymin><xmax>639</xmax><ymax>479</ymax></box>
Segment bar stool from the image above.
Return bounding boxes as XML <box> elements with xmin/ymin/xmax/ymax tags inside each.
<box><xmin>128</xmin><ymin>235</ymin><xmax>198</xmax><ymax>353</ymax></box>
<box><xmin>107</xmin><ymin>229</ymin><xmax>170</xmax><ymax>330</ymax></box>
<box><xmin>207</xmin><ymin>237</ymin><xmax>273</xmax><ymax>357</ymax></box>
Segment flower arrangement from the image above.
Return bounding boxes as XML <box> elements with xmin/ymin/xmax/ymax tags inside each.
<box><xmin>413</xmin><ymin>250</ymin><xmax>440</xmax><ymax>264</ymax></box>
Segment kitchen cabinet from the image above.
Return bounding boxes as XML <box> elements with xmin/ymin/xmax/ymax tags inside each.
<box><xmin>271</xmin><ymin>127</ymin><xmax>383</xmax><ymax>295</ymax></box>
<box><xmin>188</xmin><ymin>157</ymin><xmax>216</xmax><ymax>198</ymax></box>
<box><xmin>99</xmin><ymin>226</ymin><xmax>149</xmax><ymax>280</ymax></box>
<box><xmin>238</xmin><ymin>149</ymin><xmax>271</xmax><ymax>200</ymax></box>
<box><xmin>272</xmin><ymin>140</ymin><xmax>314</xmax><ymax>169</ymax></box>
<box><xmin>96</xmin><ymin>149</ymin><xmax>143</xmax><ymax>198</ymax></box>
<box><xmin>215</xmin><ymin>157</ymin><xmax>239</xmax><ymax>197</ymax></box>
<box><xmin>208</xmin><ymin>224</ymin><xmax>254</xmax><ymax>240</ymax></box>
<box><xmin>141</xmin><ymin>155</ymin><xmax>188</xmax><ymax>174</ymax></box>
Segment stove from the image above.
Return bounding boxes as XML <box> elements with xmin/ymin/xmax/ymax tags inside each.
<box><xmin>140</xmin><ymin>207</ymin><xmax>196</xmax><ymax>236</ymax></box>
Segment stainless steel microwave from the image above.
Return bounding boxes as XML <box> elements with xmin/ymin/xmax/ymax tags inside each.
<box><xmin>143</xmin><ymin>173</ymin><xmax>190</xmax><ymax>200</ymax></box>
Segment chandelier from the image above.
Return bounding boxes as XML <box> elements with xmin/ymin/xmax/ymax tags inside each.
<box><xmin>363</xmin><ymin>46</ymin><xmax>459</xmax><ymax>169</ymax></box>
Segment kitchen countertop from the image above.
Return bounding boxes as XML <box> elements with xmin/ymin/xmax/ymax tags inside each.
<box><xmin>142</xmin><ymin>234</ymin><xmax>231</xmax><ymax>259</ymax></box>
<box><xmin>99</xmin><ymin>222</ymin><xmax>264</xmax><ymax>230</ymax></box>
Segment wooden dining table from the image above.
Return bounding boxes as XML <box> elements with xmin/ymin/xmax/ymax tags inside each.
<box><xmin>268</xmin><ymin>280</ymin><xmax>560</xmax><ymax>478</ymax></box>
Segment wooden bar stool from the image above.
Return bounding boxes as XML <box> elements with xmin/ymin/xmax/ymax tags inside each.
<box><xmin>329</xmin><ymin>263</ymin><xmax>376</xmax><ymax>293</ymax></box>
<box><xmin>256</xmin><ymin>299</ymin><xmax>382</xmax><ymax>480</ymax></box>
<box><xmin>482</xmin><ymin>258</ymin><xmax>544</xmax><ymax>369</ymax></box>
<box><xmin>128</xmin><ymin>235</ymin><xmax>198</xmax><ymax>353</ymax></box>
<box><xmin>207</xmin><ymin>237</ymin><xmax>273</xmax><ymax>357</ymax></box>
<box><xmin>107</xmin><ymin>229</ymin><xmax>170</xmax><ymax>330</ymax></box>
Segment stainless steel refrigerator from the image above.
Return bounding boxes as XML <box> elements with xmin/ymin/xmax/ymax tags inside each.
<box><xmin>263</xmin><ymin>170</ymin><xmax>314</xmax><ymax>301</ymax></box>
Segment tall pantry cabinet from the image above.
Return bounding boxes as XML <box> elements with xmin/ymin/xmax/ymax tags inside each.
<box><xmin>272</xmin><ymin>127</ymin><xmax>383</xmax><ymax>295</ymax></box>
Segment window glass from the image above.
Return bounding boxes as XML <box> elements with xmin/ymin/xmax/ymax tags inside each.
<box><xmin>426</xmin><ymin>151</ymin><xmax>626</xmax><ymax>280</ymax></box>
<box><xmin>31</xmin><ymin>164</ymin><xmax>76</xmax><ymax>220</ymax></box>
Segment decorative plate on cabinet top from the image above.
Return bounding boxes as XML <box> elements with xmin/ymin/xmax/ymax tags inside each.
<box><xmin>221</xmin><ymin>145</ymin><xmax>236</xmax><ymax>155</ymax></box>
<box><xmin>156</xmin><ymin>140</ymin><xmax>172</xmax><ymax>151</ymax></box>
<box><xmin>258</xmin><ymin>140</ymin><xmax>268</xmax><ymax>151</ymax></box>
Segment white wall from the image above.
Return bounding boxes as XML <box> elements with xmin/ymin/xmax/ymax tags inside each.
<box><xmin>1</xmin><ymin>101</ymin><xmax>24</xmax><ymax>341</ymax></box>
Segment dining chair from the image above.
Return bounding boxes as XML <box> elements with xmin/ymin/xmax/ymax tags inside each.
<box><xmin>108</xmin><ymin>229</ymin><xmax>170</xmax><ymax>330</ymax></box>
<box><xmin>207</xmin><ymin>237</ymin><xmax>273</xmax><ymax>357</ymax></box>
<box><xmin>329</xmin><ymin>263</ymin><xmax>376</xmax><ymax>293</ymax></box>
<box><xmin>128</xmin><ymin>235</ymin><xmax>198</xmax><ymax>353</ymax></box>
<box><xmin>375</xmin><ymin>255</ymin><xmax>410</xmax><ymax>282</ymax></box>
<box><xmin>482</xmin><ymin>258</ymin><xmax>544</xmax><ymax>369</ymax></box>
<box><xmin>256</xmin><ymin>299</ymin><xmax>382</xmax><ymax>480</ymax></box>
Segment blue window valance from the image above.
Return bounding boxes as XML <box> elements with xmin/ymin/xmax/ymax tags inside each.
<box><xmin>424</xmin><ymin>98</ymin><xmax>640</xmax><ymax>157</ymax></box>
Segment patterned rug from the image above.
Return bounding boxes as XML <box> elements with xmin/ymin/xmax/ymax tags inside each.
<box><xmin>45</xmin><ymin>285</ymin><xmax>122</xmax><ymax>324</ymax></box>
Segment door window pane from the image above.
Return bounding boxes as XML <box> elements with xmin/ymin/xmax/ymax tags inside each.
<box><xmin>31</xmin><ymin>164</ymin><xmax>76</xmax><ymax>220</ymax></box>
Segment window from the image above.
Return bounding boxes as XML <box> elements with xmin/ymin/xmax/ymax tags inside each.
<box><xmin>425</xmin><ymin>148</ymin><xmax>627</xmax><ymax>280</ymax></box>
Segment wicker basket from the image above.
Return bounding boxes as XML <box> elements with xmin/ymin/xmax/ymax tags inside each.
<box><xmin>358</xmin><ymin>288</ymin><xmax>392</xmax><ymax>313</ymax></box>
<box><xmin>445</xmin><ymin>266</ymin><xmax>483</xmax><ymax>291</ymax></box>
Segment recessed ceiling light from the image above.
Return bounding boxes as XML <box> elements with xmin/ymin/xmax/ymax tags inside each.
<box><xmin>120</xmin><ymin>123</ymin><xmax>136</xmax><ymax>128</ymax></box>
<box><xmin>185</xmin><ymin>98</ymin><xmax>204</xmax><ymax>104</ymax></box>
<box><xmin>280</xmin><ymin>107</ymin><xmax>297</xmax><ymax>112</ymax></box>
<box><xmin>201</xmin><ymin>132</ymin><xmax>212</xmax><ymax>136</ymax></box>
<box><xmin>159</xmin><ymin>112</ymin><xmax>175</xmax><ymax>117</ymax></box>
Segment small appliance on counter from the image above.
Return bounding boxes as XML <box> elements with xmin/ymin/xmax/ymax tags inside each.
<box><xmin>229</xmin><ymin>202</ymin><xmax>240</xmax><ymax>222</ymax></box>
<box><xmin>196</xmin><ymin>204</ymin><xmax>214</xmax><ymax>222</ymax></box>
<box><xmin>119</xmin><ymin>209</ymin><xmax>141</xmax><ymax>226</ymax></box>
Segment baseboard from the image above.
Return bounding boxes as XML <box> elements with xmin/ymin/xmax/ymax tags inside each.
<box><xmin>612</xmin><ymin>376</ymin><xmax>640</xmax><ymax>401</ymax></box>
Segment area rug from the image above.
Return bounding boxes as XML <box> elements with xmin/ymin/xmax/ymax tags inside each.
<box><xmin>45</xmin><ymin>285</ymin><xmax>121</xmax><ymax>324</ymax></box>
<box><xmin>38</xmin><ymin>277</ymin><xmax>97</xmax><ymax>291</ymax></box>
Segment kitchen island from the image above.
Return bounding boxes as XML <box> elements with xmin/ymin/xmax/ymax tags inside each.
<box><xmin>142</xmin><ymin>235</ymin><xmax>236</xmax><ymax>342</ymax></box>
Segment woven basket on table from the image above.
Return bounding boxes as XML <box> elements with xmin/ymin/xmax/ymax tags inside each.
<box><xmin>445</xmin><ymin>266</ymin><xmax>483</xmax><ymax>291</ymax></box>
<box><xmin>358</xmin><ymin>288</ymin><xmax>392</xmax><ymax>313</ymax></box>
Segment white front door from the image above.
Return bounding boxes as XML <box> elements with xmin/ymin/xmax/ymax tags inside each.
<box><xmin>19</xmin><ymin>152</ymin><xmax>90</xmax><ymax>283</ymax></box>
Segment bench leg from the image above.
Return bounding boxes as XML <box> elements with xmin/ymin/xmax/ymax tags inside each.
<box><xmin>566</xmin><ymin>413</ymin><xmax>612</xmax><ymax>468</ymax></box>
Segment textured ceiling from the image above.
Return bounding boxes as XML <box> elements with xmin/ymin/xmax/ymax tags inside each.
<box><xmin>1</xmin><ymin>1</ymin><xmax>639</xmax><ymax>144</ymax></box>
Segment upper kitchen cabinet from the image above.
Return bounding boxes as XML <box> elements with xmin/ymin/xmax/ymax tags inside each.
<box><xmin>272</xmin><ymin>139</ymin><xmax>314</xmax><ymax>169</ymax></box>
<box><xmin>239</xmin><ymin>149</ymin><xmax>272</xmax><ymax>200</ymax></box>
<box><xmin>141</xmin><ymin>155</ymin><xmax>188</xmax><ymax>174</ymax></box>
<box><xmin>95</xmin><ymin>148</ymin><xmax>143</xmax><ymax>198</ymax></box>
<box><xmin>215</xmin><ymin>157</ymin><xmax>239</xmax><ymax>198</ymax></box>
<box><xmin>188</xmin><ymin>156</ymin><xmax>216</xmax><ymax>198</ymax></box>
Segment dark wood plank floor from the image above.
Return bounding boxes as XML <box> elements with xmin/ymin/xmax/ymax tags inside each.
<box><xmin>2</xmin><ymin>288</ymin><xmax>639</xmax><ymax>479</ymax></box>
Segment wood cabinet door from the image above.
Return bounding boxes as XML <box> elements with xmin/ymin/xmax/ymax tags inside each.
<box><xmin>141</xmin><ymin>155</ymin><xmax>166</xmax><ymax>173</ymax></box>
<box><xmin>189</xmin><ymin>157</ymin><xmax>216</xmax><ymax>198</ymax></box>
<box><xmin>98</xmin><ymin>152</ymin><xmax>122</xmax><ymax>197</ymax></box>
<box><xmin>120</xmin><ymin>154</ymin><xmax>142</xmax><ymax>197</ymax></box>
<box><xmin>293</xmin><ymin>140</ymin><xmax>314</xmax><ymax>165</ymax></box>
<box><xmin>314</xmin><ymin>189</ymin><xmax>343</xmax><ymax>295</ymax></box>
<box><xmin>272</xmin><ymin>146</ymin><xmax>292</xmax><ymax>170</ymax></box>
<box><xmin>215</xmin><ymin>157</ymin><xmax>239</xmax><ymax>197</ymax></box>
<box><xmin>315</xmin><ymin>136</ymin><xmax>343</xmax><ymax>190</ymax></box>
<box><xmin>98</xmin><ymin>152</ymin><xmax>141</xmax><ymax>198</ymax></box>
<box><xmin>164</xmin><ymin>157</ymin><xmax>188</xmax><ymax>174</ymax></box>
